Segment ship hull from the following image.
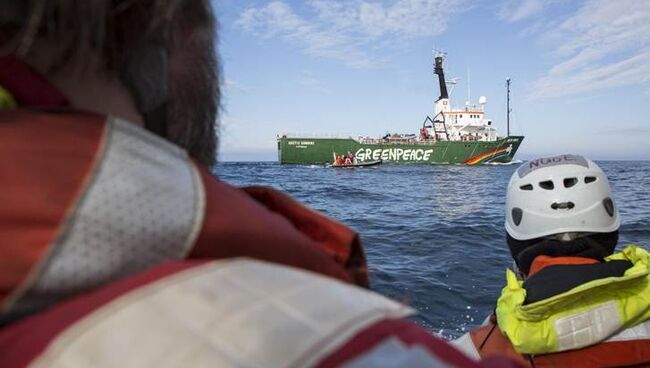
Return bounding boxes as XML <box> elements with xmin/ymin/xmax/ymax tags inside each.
<box><xmin>278</xmin><ymin>136</ymin><xmax>524</xmax><ymax>165</ymax></box>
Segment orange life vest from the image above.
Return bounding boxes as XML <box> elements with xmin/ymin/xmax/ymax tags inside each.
<box><xmin>528</xmin><ymin>255</ymin><xmax>598</xmax><ymax>276</ymax></box>
<box><xmin>0</xmin><ymin>108</ymin><xmax>368</xmax><ymax>314</ymax></box>
<box><xmin>0</xmin><ymin>55</ymin><xmax>368</xmax><ymax>323</ymax></box>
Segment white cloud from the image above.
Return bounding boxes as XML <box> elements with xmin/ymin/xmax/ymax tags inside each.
<box><xmin>530</xmin><ymin>0</ymin><xmax>650</xmax><ymax>99</ymax></box>
<box><xmin>222</xmin><ymin>79</ymin><xmax>249</xmax><ymax>93</ymax></box>
<box><xmin>220</xmin><ymin>115</ymin><xmax>250</xmax><ymax>131</ymax></box>
<box><xmin>235</xmin><ymin>0</ymin><xmax>466</xmax><ymax>68</ymax></box>
<box><xmin>498</xmin><ymin>0</ymin><xmax>544</xmax><ymax>23</ymax></box>
<box><xmin>298</xmin><ymin>73</ymin><xmax>332</xmax><ymax>94</ymax></box>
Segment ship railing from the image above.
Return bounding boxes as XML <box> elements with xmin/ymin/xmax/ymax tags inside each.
<box><xmin>360</xmin><ymin>139</ymin><xmax>441</xmax><ymax>145</ymax></box>
<box><xmin>363</xmin><ymin>138</ymin><xmax>500</xmax><ymax>145</ymax></box>
<box><xmin>278</xmin><ymin>133</ymin><xmax>354</xmax><ymax>139</ymax></box>
<box><xmin>278</xmin><ymin>134</ymin><xmax>500</xmax><ymax>144</ymax></box>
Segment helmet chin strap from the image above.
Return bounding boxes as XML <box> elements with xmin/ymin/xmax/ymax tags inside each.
<box><xmin>120</xmin><ymin>44</ymin><xmax>168</xmax><ymax>138</ymax></box>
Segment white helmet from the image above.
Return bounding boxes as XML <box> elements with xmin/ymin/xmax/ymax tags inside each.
<box><xmin>505</xmin><ymin>154</ymin><xmax>620</xmax><ymax>240</ymax></box>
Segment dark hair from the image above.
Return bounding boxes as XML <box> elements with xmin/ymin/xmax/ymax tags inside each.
<box><xmin>0</xmin><ymin>0</ymin><xmax>220</xmax><ymax>166</ymax></box>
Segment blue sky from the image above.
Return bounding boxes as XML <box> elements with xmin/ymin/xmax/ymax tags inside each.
<box><xmin>213</xmin><ymin>0</ymin><xmax>650</xmax><ymax>161</ymax></box>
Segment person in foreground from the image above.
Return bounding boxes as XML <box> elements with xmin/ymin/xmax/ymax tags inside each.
<box><xmin>0</xmin><ymin>1</ymin><xmax>521</xmax><ymax>367</ymax></box>
<box><xmin>454</xmin><ymin>154</ymin><xmax>650</xmax><ymax>367</ymax></box>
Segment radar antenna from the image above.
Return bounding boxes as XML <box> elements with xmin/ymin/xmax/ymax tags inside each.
<box><xmin>506</xmin><ymin>78</ymin><xmax>512</xmax><ymax>137</ymax></box>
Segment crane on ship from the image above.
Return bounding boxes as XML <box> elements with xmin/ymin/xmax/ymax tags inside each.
<box><xmin>421</xmin><ymin>51</ymin><xmax>451</xmax><ymax>141</ymax></box>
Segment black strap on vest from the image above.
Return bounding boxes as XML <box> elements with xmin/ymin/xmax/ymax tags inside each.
<box><xmin>478</xmin><ymin>311</ymin><xmax>499</xmax><ymax>350</ymax></box>
<box><xmin>479</xmin><ymin>323</ymin><xmax>498</xmax><ymax>350</ymax></box>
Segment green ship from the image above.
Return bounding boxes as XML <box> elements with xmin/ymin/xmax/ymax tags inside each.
<box><xmin>277</xmin><ymin>54</ymin><xmax>523</xmax><ymax>165</ymax></box>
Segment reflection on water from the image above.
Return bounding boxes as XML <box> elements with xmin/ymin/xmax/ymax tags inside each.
<box><xmin>427</xmin><ymin>165</ymin><xmax>504</xmax><ymax>222</ymax></box>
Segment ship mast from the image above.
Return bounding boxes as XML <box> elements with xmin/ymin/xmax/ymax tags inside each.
<box><xmin>428</xmin><ymin>52</ymin><xmax>450</xmax><ymax>141</ymax></box>
<box><xmin>506</xmin><ymin>78</ymin><xmax>511</xmax><ymax>137</ymax></box>
<box><xmin>435</xmin><ymin>55</ymin><xmax>448</xmax><ymax>100</ymax></box>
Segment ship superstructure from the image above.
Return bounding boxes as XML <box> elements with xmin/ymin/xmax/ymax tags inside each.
<box><xmin>277</xmin><ymin>53</ymin><xmax>523</xmax><ymax>165</ymax></box>
<box><xmin>425</xmin><ymin>54</ymin><xmax>498</xmax><ymax>143</ymax></box>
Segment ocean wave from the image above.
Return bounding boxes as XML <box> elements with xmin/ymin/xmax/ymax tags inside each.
<box><xmin>216</xmin><ymin>161</ymin><xmax>650</xmax><ymax>337</ymax></box>
<box><xmin>485</xmin><ymin>159</ymin><xmax>523</xmax><ymax>166</ymax></box>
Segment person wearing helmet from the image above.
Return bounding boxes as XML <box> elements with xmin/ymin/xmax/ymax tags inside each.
<box><xmin>454</xmin><ymin>154</ymin><xmax>650</xmax><ymax>367</ymax></box>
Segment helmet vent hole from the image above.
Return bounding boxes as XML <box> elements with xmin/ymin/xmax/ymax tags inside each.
<box><xmin>563</xmin><ymin>177</ymin><xmax>578</xmax><ymax>188</ymax></box>
<box><xmin>551</xmin><ymin>201</ymin><xmax>575</xmax><ymax>210</ymax></box>
<box><xmin>519</xmin><ymin>184</ymin><xmax>533</xmax><ymax>191</ymax></box>
<box><xmin>603</xmin><ymin>197</ymin><xmax>615</xmax><ymax>217</ymax></box>
<box><xmin>539</xmin><ymin>180</ymin><xmax>554</xmax><ymax>190</ymax></box>
<box><xmin>512</xmin><ymin>208</ymin><xmax>523</xmax><ymax>226</ymax></box>
<box><xmin>585</xmin><ymin>176</ymin><xmax>597</xmax><ymax>184</ymax></box>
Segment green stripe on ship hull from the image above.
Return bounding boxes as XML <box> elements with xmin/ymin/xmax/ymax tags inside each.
<box><xmin>278</xmin><ymin>136</ymin><xmax>524</xmax><ymax>165</ymax></box>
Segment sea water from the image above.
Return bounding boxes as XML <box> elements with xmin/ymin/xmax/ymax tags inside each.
<box><xmin>215</xmin><ymin>161</ymin><xmax>650</xmax><ymax>339</ymax></box>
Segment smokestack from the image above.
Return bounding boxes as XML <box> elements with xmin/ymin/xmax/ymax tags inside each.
<box><xmin>434</xmin><ymin>56</ymin><xmax>448</xmax><ymax>100</ymax></box>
